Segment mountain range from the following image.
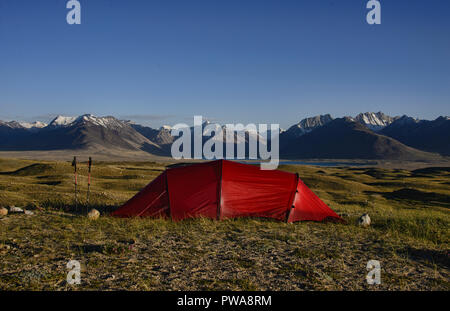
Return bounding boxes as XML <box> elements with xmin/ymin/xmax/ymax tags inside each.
<box><xmin>0</xmin><ymin>112</ymin><xmax>449</xmax><ymax>160</ymax></box>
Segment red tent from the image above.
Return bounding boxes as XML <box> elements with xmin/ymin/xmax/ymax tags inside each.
<box><xmin>112</xmin><ymin>160</ymin><xmax>342</xmax><ymax>223</ymax></box>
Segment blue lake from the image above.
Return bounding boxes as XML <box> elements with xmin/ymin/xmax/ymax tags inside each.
<box><xmin>235</xmin><ymin>160</ymin><xmax>375</xmax><ymax>167</ymax></box>
<box><xmin>278</xmin><ymin>161</ymin><xmax>373</xmax><ymax>167</ymax></box>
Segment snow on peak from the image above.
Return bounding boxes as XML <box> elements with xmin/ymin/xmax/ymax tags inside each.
<box><xmin>0</xmin><ymin>120</ymin><xmax>24</xmax><ymax>129</ymax></box>
<box><xmin>286</xmin><ymin>114</ymin><xmax>333</xmax><ymax>137</ymax></box>
<box><xmin>355</xmin><ymin>112</ymin><xmax>395</xmax><ymax>131</ymax></box>
<box><xmin>19</xmin><ymin>121</ymin><xmax>48</xmax><ymax>129</ymax></box>
<box><xmin>49</xmin><ymin>115</ymin><xmax>77</xmax><ymax>127</ymax></box>
<box><xmin>74</xmin><ymin>114</ymin><xmax>125</xmax><ymax>128</ymax></box>
<box><xmin>48</xmin><ymin>114</ymin><xmax>125</xmax><ymax>129</ymax></box>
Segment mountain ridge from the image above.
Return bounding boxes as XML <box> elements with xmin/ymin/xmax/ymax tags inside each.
<box><xmin>280</xmin><ymin>117</ymin><xmax>439</xmax><ymax>160</ymax></box>
<box><xmin>1</xmin><ymin>112</ymin><xmax>448</xmax><ymax>160</ymax></box>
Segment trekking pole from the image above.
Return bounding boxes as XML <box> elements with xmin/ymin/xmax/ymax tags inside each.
<box><xmin>72</xmin><ymin>156</ymin><xmax>78</xmax><ymax>213</ymax></box>
<box><xmin>87</xmin><ymin>157</ymin><xmax>92</xmax><ymax>205</ymax></box>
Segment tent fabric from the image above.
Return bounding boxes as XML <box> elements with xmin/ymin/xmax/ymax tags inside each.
<box><xmin>112</xmin><ymin>159</ymin><xmax>342</xmax><ymax>223</ymax></box>
<box><xmin>166</xmin><ymin>161</ymin><xmax>221</xmax><ymax>221</ymax></box>
<box><xmin>111</xmin><ymin>171</ymin><xmax>169</xmax><ymax>218</ymax></box>
<box><xmin>220</xmin><ymin>160</ymin><xmax>297</xmax><ymax>221</ymax></box>
<box><xmin>287</xmin><ymin>179</ymin><xmax>341</xmax><ymax>222</ymax></box>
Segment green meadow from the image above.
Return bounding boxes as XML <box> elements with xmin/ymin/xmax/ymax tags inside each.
<box><xmin>0</xmin><ymin>158</ymin><xmax>448</xmax><ymax>290</ymax></box>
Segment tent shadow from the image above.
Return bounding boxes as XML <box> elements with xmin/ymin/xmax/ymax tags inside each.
<box><xmin>41</xmin><ymin>202</ymin><xmax>118</xmax><ymax>216</ymax></box>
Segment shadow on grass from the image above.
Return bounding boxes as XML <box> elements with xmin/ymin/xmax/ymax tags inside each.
<box><xmin>40</xmin><ymin>199</ymin><xmax>118</xmax><ymax>215</ymax></box>
<box><xmin>399</xmin><ymin>247</ymin><xmax>450</xmax><ymax>269</ymax></box>
<box><xmin>365</xmin><ymin>188</ymin><xmax>450</xmax><ymax>208</ymax></box>
<box><xmin>37</xmin><ymin>181</ymin><xmax>62</xmax><ymax>186</ymax></box>
<box><xmin>0</xmin><ymin>163</ymin><xmax>55</xmax><ymax>176</ymax></box>
<box><xmin>72</xmin><ymin>240</ymin><xmax>135</xmax><ymax>255</ymax></box>
<box><xmin>411</xmin><ymin>167</ymin><xmax>450</xmax><ymax>176</ymax></box>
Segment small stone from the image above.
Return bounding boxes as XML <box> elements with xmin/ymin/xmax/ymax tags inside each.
<box><xmin>9</xmin><ymin>206</ymin><xmax>24</xmax><ymax>213</ymax></box>
<box><xmin>103</xmin><ymin>274</ymin><xmax>115</xmax><ymax>281</ymax></box>
<box><xmin>0</xmin><ymin>244</ymin><xmax>11</xmax><ymax>251</ymax></box>
<box><xmin>316</xmin><ymin>271</ymin><xmax>333</xmax><ymax>282</ymax></box>
<box><xmin>0</xmin><ymin>207</ymin><xmax>8</xmax><ymax>216</ymax></box>
<box><xmin>87</xmin><ymin>209</ymin><xmax>100</xmax><ymax>220</ymax></box>
<box><xmin>24</xmin><ymin>210</ymin><xmax>34</xmax><ymax>216</ymax></box>
<box><xmin>358</xmin><ymin>213</ymin><xmax>371</xmax><ymax>227</ymax></box>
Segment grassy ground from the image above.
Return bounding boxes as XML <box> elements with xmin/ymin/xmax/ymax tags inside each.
<box><xmin>0</xmin><ymin>158</ymin><xmax>448</xmax><ymax>290</ymax></box>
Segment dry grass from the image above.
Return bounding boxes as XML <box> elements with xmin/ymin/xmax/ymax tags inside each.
<box><xmin>0</xmin><ymin>158</ymin><xmax>449</xmax><ymax>290</ymax></box>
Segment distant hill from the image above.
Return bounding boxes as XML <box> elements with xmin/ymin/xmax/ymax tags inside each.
<box><xmin>381</xmin><ymin>116</ymin><xmax>450</xmax><ymax>156</ymax></box>
<box><xmin>280</xmin><ymin>117</ymin><xmax>440</xmax><ymax>160</ymax></box>
<box><xmin>130</xmin><ymin>123</ymin><xmax>175</xmax><ymax>154</ymax></box>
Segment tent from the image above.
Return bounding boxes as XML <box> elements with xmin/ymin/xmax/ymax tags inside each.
<box><xmin>112</xmin><ymin>160</ymin><xmax>342</xmax><ymax>223</ymax></box>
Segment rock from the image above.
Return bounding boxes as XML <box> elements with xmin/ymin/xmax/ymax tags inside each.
<box><xmin>103</xmin><ymin>274</ymin><xmax>115</xmax><ymax>281</ymax></box>
<box><xmin>315</xmin><ymin>270</ymin><xmax>333</xmax><ymax>282</ymax></box>
<box><xmin>24</xmin><ymin>210</ymin><xmax>34</xmax><ymax>216</ymax></box>
<box><xmin>358</xmin><ymin>213</ymin><xmax>371</xmax><ymax>227</ymax></box>
<box><xmin>9</xmin><ymin>206</ymin><xmax>24</xmax><ymax>213</ymax></box>
<box><xmin>87</xmin><ymin>209</ymin><xmax>100</xmax><ymax>220</ymax></box>
<box><xmin>0</xmin><ymin>244</ymin><xmax>11</xmax><ymax>251</ymax></box>
<box><xmin>0</xmin><ymin>207</ymin><xmax>8</xmax><ymax>216</ymax></box>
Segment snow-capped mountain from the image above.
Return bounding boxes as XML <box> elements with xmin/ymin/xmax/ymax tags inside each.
<box><xmin>0</xmin><ymin>120</ymin><xmax>25</xmax><ymax>129</ymax></box>
<box><xmin>0</xmin><ymin>112</ymin><xmax>448</xmax><ymax>159</ymax></box>
<box><xmin>132</xmin><ymin>120</ymin><xmax>268</xmax><ymax>157</ymax></box>
<box><xmin>48</xmin><ymin>115</ymin><xmax>77</xmax><ymax>127</ymax></box>
<box><xmin>131</xmin><ymin>123</ymin><xmax>175</xmax><ymax>148</ymax></box>
<box><xmin>284</xmin><ymin>114</ymin><xmax>333</xmax><ymax>137</ymax></box>
<box><xmin>72</xmin><ymin>114</ymin><xmax>127</xmax><ymax>130</ymax></box>
<box><xmin>354</xmin><ymin>112</ymin><xmax>397</xmax><ymax>131</ymax></box>
<box><xmin>0</xmin><ymin>114</ymin><xmax>162</xmax><ymax>154</ymax></box>
<box><xmin>48</xmin><ymin>114</ymin><xmax>126</xmax><ymax>129</ymax></box>
<box><xmin>381</xmin><ymin>116</ymin><xmax>450</xmax><ymax>156</ymax></box>
<box><xmin>19</xmin><ymin>121</ymin><xmax>48</xmax><ymax>129</ymax></box>
<box><xmin>285</xmin><ymin>112</ymin><xmax>397</xmax><ymax>134</ymax></box>
<box><xmin>383</xmin><ymin>115</ymin><xmax>419</xmax><ymax>127</ymax></box>
<box><xmin>281</xmin><ymin>117</ymin><xmax>436</xmax><ymax>160</ymax></box>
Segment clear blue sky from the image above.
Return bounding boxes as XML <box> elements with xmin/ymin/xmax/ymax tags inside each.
<box><xmin>0</xmin><ymin>0</ymin><xmax>449</xmax><ymax>128</ymax></box>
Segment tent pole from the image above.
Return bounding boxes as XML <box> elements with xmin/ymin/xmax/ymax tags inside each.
<box><xmin>286</xmin><ymin>173</ymin><xmax>299</xmax><ymax>223</ymax></box>
<box><xmin>216</xmin><ymin>160</ymin><xmax>223</xmax><ymax>221</ymax></box>
<box><xmin>164</xmin><ymin>171</ymin><xmax>171</xmax><ymax>220</ymax></box>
